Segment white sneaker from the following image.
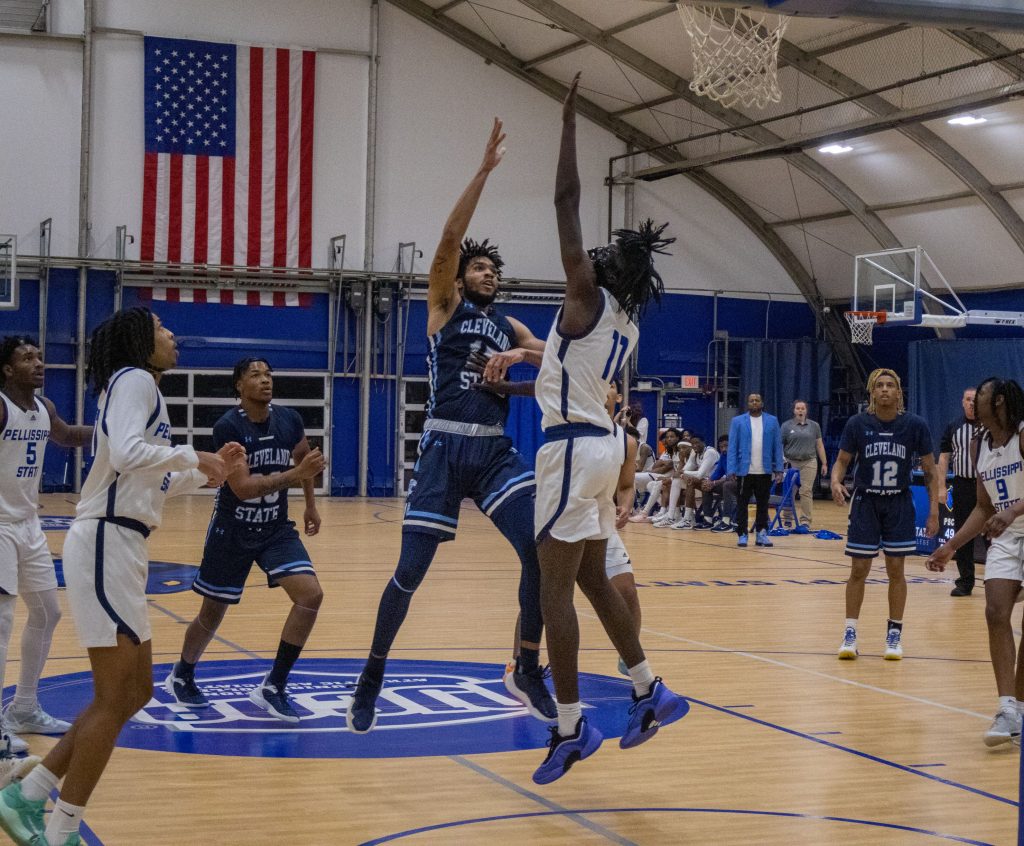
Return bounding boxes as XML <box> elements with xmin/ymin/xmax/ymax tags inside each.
<box><xmin>0</xmin><ymin>724</ymin><xmax>28</xmax><ymax>755</ymax></box>
<box><xmin>837</xmin><ymin>627</ymin><xmax>858</xmax><ymax>660</ymax></box>
<box><xmin>3</xmin><ymin>704</ymin><xmax>72</xmax><ymax>735</ymax></box>
<box><xmin>884</xmin><ymin>628</ymin><xmax>903</xmax><ymax>660</ymax></box>
<box><xmin>671</xmin><ymin>519</ymin><xmax>693</xmax><ymax>530</ymax></box>
<box><xmin>984</xmin><ymin>707</ymin><xmax>1022</xmax><ymax>747</ymax></box>
<box><xmin>652</xmin><ymin>515</ymin><xmax>676</xmax><ymax>528</ymax></box>
<box><xmin>0</xmin><ymin>752</ymin><xmax>40</xmax><ymax>788</ymax></box>
<box><xmin>627</xmin><ymin>514</ymin><xmax>653</xmax><ymax>523</ymax></box>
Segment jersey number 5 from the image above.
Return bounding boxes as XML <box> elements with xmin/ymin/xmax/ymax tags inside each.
<box><xmin>26</xmin><ymin>443</ymin><xmax>37</xmax><ymax>465</ymax></box>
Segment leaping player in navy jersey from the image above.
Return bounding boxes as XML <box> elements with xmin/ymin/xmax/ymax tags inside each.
<box><xmin>346</xmin><ymin>119</ymin><xmax>557</xmax><ymax>735</ymax></box>
<box><xmin>831</xmin><ymin>368</ymin><xmax>939</xmax><ymax>662</ymax></box>
<box><xmin>486</xmin><ymin>74</ymin><xmax>686</xmax><ymax>785</ymax></box>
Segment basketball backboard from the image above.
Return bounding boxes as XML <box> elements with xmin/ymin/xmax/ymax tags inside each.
<box><xmin>0</xmin><ymin>235</ymin><xmax>17</xmax><ymax>311</ymax></box>
<box><xmin>733</xmin><ymin>1</ymin><xmax>1024</xmax><ymax>31</ymax></box>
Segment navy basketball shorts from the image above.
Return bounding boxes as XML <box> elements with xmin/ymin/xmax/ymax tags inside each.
<box><xmin>845</xmin><ymin>489</ymin><xmax>917</xmax><ymax>559</ymax></box>
<box><xmin>402</xmin><ymin>432</ymin><xmax>535</xmax><ymax>541</ymax></box>
<box><xmin>193</xmin><ymin>518</ymin><xmax>315</xmax><ymax>604</ymax></box>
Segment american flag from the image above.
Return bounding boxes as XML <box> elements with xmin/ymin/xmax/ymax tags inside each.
<box><xmin>141</xmin><ymin>36</ymin><xmax>316</xmax><ymax>269</ymax></box>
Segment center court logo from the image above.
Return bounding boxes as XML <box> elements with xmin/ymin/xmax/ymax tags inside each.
<box><xmin>32</xmin><ymin>658</ymin><xmax>666</xmax><ymax>759</ymax></box>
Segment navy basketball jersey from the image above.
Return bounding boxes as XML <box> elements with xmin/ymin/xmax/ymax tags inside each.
<box><xmin>426</xmin><ymin>299</ymin><xmax>516</xmax><ymax>426</ymax></box>
<box><xmin>839</xmin><ymin>412</ymin><xmax>933</xmax><ymax>494</ymax></box>
<box><xmin>213</xmin><ymin>405</ymin><xmax>305</xmax><ymax>527</ymax></box>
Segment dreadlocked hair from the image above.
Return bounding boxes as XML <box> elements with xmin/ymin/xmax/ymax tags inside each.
<box><xmin>86</xmin><ymin>307</ymin><xmax>156</xmax><ymax>395</ymax></box>
<box><xmin>232</xmin><ymin>356</ymin><xmax>273</xmax><ymax>397</ymax></box>
<box><xmin>0</xmin><ymin>335</ymin><xmax>38</xmax><ymax>387</ymax></box>
<box><xmin>976</xmin><ymin>377</ymin><xmax>1024</xmax><ymax>435</ymax></box>
<box><xmin>866</xmin><ymin>367</ymin><xmax>904</xmax><ymax>415</ymax></box>
<box><xmin>588</xmin><ymin>219</ymin><xmax>675</xmax><ymax>321</ymax></box>
<box><xmin>458</xmin><ymin>238</ymin><xmax>504</xmax><ymax>280</ymax></box>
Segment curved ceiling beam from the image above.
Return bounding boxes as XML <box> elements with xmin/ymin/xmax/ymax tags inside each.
<box><xmin>382</xmin><ymin>0</ymin><xmax>867</xmax><ymax>378</ymax></box>
<box><xmin>777</xmin><ymin>38</ymin><xmax>1024</xmax><ymax>256</ymax></box>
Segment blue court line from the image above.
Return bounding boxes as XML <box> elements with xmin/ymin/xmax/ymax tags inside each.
<box><xmin>357</xmin><ymin>807</ymin><xmax>995</xmax><ymax>845</ymax></box>
<box><xmin>913</xmin><ymin>764</ymin><xmax>948</xmax><ymax>769</ymax></box>
<box><xmin>47</xmin><ymin>789</ymin><xmax>103</xmax><ymax>846</ymax></box>
<box><xmin>808</xmin><ymin>731</ymin><xmax>843</xmax><ymax>736</ymax></box>
<box><xmin>690</xmin><ymin>697</ymin><xmax>1018</xmax><ymax>808</ymax></box>
<box><xmin>446</xmin><ymin>755</ymin><xmax>639</xmax><ymax>846</ymax></box>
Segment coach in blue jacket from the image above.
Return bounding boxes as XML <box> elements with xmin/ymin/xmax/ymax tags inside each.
<box><xmin>728</xmin><ymin>393</ymin><xmax>784</xmax><ymax>548</ymax></box>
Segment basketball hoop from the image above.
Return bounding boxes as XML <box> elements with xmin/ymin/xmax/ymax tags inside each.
<box><xmin>676</xmin><ymin>3</ymin><xmax>789</xmax><ymax>110</ymax></box>
<box><xmin>845</xmin><ymin>310</ymin><xmax>886</xmax><ymax>345</ymax></box>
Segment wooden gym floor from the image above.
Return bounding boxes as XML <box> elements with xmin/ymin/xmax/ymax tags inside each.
<box><xmin>7</xmin><ymin>492</ymin><xmax>1019</xmax><ymax>845</ymax></box>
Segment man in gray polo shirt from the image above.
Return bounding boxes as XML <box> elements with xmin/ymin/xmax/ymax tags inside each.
<box><xmin>782</xmin><ymin>400</ymin><xmax>828</xmax><ymax>534</ymax></box>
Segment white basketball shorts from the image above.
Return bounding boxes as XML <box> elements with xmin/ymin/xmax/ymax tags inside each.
<box><xmin>0</xmin><ymin>516</ymin><xmax>58</xmax><ymax>595</ymax></box>
<box><xmin>63</xmin><ymin>518</ymin><xmax>151</xmax><ymax>648</ymax></box>
<box><xmin>605</xmin><ymin>530</ymin><xmax>633</xmax><ymax>579</ymax></box>
<box><xmin>535</xmin><ymin>428</ymin><xmax>625</xmax><ymax>544</ymax></box>
<box><xmin>983</xmin><ymin>531</ymin><xmax>1024</xmax><ymax>583</ymax></box>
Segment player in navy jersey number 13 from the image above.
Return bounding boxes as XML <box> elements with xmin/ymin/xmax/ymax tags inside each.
<box><xmin>927</xmin><ymin>378</ymin><xmax>1024</xmax><ymax>746</ymax></box>
<box><xmin>165</xmin><ymin>358</ymin><xmax>325</xmax><ymax>723</ymax></box>
<box><xmin>831</xmin><ymin>368</ymin><xmax>939</xmax><ymax>661</ymax></box>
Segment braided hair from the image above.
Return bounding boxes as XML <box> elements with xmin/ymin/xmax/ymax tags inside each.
<box><xmin>588</xmin><ymin>219</ymin><xmax>675</xmax><ymax>321</ymax></box>
<box><xmin>458</xmin><ymin>238</ymin><xmax>504</xmax><ymax>281</ymax></box>
<box><xmin>976</xmin><ymin>377</ymin><xmax>1024</xmax><ymax>436</ymax></box>
<box><xmin>0</xmin><ymin>335</ymin><xmax>38</xmax><ymax>388</ymax></box>
<box><xmin>866</xmin><ymin>368</ymin><xmax>904</xmax><ymax>415</ymax></box>
<box><xmin>232</xmin><ymin>356</ymin><xmax>272</xmax><ymax>398</ymax></box>
<box><xmin>86</xmin><ymin>307</ymin><xmax>156</xmax><ymax>395</ymax></box>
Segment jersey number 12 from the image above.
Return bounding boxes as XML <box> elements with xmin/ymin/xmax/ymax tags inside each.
<box><xmin>871</xmin><ymin>460</ymin><xmax>897</xmax><ymax>488</ymax></box>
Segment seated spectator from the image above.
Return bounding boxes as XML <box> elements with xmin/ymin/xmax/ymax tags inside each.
<box><xmin>671</xmin><ymin>434</ymin><xmax>720</xmax><ymax>529</ymax></box>
<box><xmin>630</xmin><ymin>427</ymin><xmax>681</xmax><ymax>522</ymax></box>
<box><xmin>652</xmin><ymin>438</ymin><xmax>693</xmax><ymax>527</ymax></box>
<box><xmin>696</xmin><ymin>434</ymin><xmax>738</xmax><ymax>532</ymax></box>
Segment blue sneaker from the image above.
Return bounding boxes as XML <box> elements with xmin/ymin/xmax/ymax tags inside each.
<box><xmin>0</xmin><ymin>782</ymin><xmax>45</xmax><ymax>843</ymax></box>
<box><xmin>346</xmin><ymin>672</ymin><xmax>382</xmax><ymax>734</ymax></box>
<box><xmin>793</xmin><ymin>524</ymin><xmax>812</xmax><ymax>535</ymax></box>
<box><xmin>755</xmin><ymin>530</ymin><xmax>774</xmax><ymax>547</ymax></box>
<box><xmin>737</xmin><ymin>533</ymin><xmax>748</xmax><ymax>548</ymax></box>
<box><xmin>620</xmin><ymin>678</ymin><xmax>689</xmax><ymax>749</ymax></box>
<box><xmin>503</xmin><ymin>661</ymin><xmax>557</xmax><ymax>721</ymax></box>
<box><xmin>249</xmin><ymin>678</ymin><xmax>300</xmax><ymax>724</ymax></box>
<box><xmin>532</xmin><ymin>717</ymin><xmax>603</xmax><ymax>785</ymax></box>
<box><xmin>163</xmin><ymin>665</ymin><xmax>209</xmax><ymax>708</ymax></box>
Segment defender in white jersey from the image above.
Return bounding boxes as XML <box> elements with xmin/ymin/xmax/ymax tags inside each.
<box><xmin>0</xmin><ymin>309</ymin><xmax>243</xmax><ymax>846</ymax></box>
<box><xmin>486</xmin><ymin>74</ymin><xmax>684</xmax><ymax>785</ymax></box>
<box><xmin>928</xmin><ymin>378</ymin><xmax>1024</xmax><ymax>747</ymax></box>
<box><xmin>0</xmin><ymin>336</ymin><xmax>92</xmax><ymax>757</ymax></box>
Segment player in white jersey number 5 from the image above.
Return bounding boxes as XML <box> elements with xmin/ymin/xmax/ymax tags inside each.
<box><xmin>928</xmin><ymin>378</ymin><xmax>1024</xmax><ymax>747</ymax></box>
<box><xmin>487</xmin><ymin>74</ymin><xmax>686</xmax><ymax>785</ymax></box>
<box><xmin>0</xmin><ymin>309</ymin><xmax>245</xmax><ymax>846</ymax></box>
<box><xmin>0</xmin><ymin>336</ymin><xmax>92</xmax><ymax>761</ymax></box>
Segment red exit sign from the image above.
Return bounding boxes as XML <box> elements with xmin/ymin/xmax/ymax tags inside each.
<box><xmin>681</xmin><ymin>375</ymin><xmax>700</xmax><ymax>390</ymax></box>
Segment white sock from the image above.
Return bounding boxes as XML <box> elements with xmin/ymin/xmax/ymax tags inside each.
<box><xmin>683</xmin><ymin>507</ymin><xmax>694</xmax><ymax>521</ymax></box>
<box><xmin>556</xmin><ymin>701</ymin><xmax>582</xmax><ymax>737</ymax></box>
<box><xmin>844</xmin><ymin>618</ymin><xmax>858</xmax><ymax>633</ymax></box>
<box><xmin>999</xmin><ymin>695</ymin><xmax>1016</xmax><ymax>712</ymax></box>
<box><xmin>21</xmin><ymin>764</ymin><xmax>60</xmax><ymax>803</ymax></box>
<box><xmin>628</xmin><ymin>659</ymin><xmax>655</xmax><ymax>697</ymax></box>
<box><xmin>45</xmin><ymin>799</ymin><xmax>85</xmax><ymax>845</ymax></box>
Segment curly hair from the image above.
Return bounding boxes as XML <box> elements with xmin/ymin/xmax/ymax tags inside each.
<box><xmin>458</xmin><ymin>238</ymin><xmax>504</xmax><ymax>281</ymax></box>
<box><xmin>866</xmin><ymin>368</ymin><xmax>904</xmax><ymax>415</ymax></box>
<box><xmin>86</xmin><ymin>307</ymin><xmax>156</xmax><ymax>395</ymax></box>
<box><xmin>975</xmin><ymin>377</ymin><xmax>1024</xmax><ymax>436</ymax></box>
<box><xmin>232</xmin><ymin>356</ymin><xmax>272</xmax><ymax>398</ymax></box>
<box><xmin>0</xmin><ymin>335</ymin><xmax>38</xmax><ymax>388</ymax></box>
<box><xmin>588</xmin><ymin>219</ymin><xmax>675</xmax><ymax>321</ymax></box>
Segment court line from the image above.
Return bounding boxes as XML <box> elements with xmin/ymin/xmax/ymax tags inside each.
<box><xmin>149</xmin><ymin>601</ymin><xmax>263</xmax><ymax>661</ymax></box>
<box><xmin>46</xmin><ymin>789</ymin><xmax>103</xmax><ymax>846</ymax></box>
<box><xmin>689</xmin><ymin>697</ymin><xmax>1017</xmax><ymax>808</ymax></box>
<box><xmin>585</xmin><ymin>613</ymin><xmax>994</xmax><ymax>721</ymax></box>
<box><xmin>356</xmin><ymin>807</ymin><xmax>995</xmax><ymax>846</ymax></box>
<box><xmin>447</xmin><ymin>756</ymin><xmax>639</xmax><ymax>846</ymax></box>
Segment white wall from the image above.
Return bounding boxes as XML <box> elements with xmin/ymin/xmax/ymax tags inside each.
<box><xmin>1</xmin><ymin>0</ymin><xmax>795</xmax><ymax>292</ymax></box>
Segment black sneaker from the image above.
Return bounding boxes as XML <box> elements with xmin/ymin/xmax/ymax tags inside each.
<box><xmin>346</xmin><ymin>672</ymin><xmax>383</xmax><ymax>734</ymax></box>
<box><xmin>163</xmin><ymin>665</ymin><xmax>209</xmax><ymax>708</ymax></box>
<box><xmin>692</xmin><ymin>518</ymin><xmax>711</xmax><ymax>530</ymax></box>
<box><xmin>504</xmin><ymin>660</ymin><xmax>557</xmax><ymax>721</ymax></box>
<box><xmin>249</xmin><ymin>678</ymin><xmax>300</xmax><ymax>724</ymax></box>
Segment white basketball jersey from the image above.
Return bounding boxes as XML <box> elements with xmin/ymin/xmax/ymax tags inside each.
<box><xmin>76</xmin><ymin>367</ymin><xmax>200</xmax><ymax>529</ymax></box>
<box><xmin>977</xmin><ymin>422</ymin><xmax>1024</xmax><ymax>536</ymax></box>
<box><xmin>537</xmin><ymin>290</ymin><xmax>639</xmax><ymax>432</ymax></box>
<box><xmin>0</xmin><ymin>392</ymin><xmax>50</xmax><ymax>522</ymax></box>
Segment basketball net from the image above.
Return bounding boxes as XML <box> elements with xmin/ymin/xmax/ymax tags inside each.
<box><xmin>676</xmin><ymin>3</ymin><xmax>788</xmax><ymax>110</ymax></box>
<box><xmin>845</xmin><ymin>311</ymin><xmax>885</xmax><ymax>346</ymax></box>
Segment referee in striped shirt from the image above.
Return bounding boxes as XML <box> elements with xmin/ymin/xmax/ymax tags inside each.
<box><xmin>937</xmin><ymin>387</ymin><xmax>980</xmax><ymax>597</ymax></box>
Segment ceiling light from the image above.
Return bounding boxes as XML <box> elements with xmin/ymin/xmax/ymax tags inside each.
<box><xmin>818</xmin><ymin>144</ymin><xmax>853</xmax><ymax>154</ymax></box>
<box><xmin>947</xmin><ymin>115</ymin><xmax>987</xmax><ymax>126</ymax></box>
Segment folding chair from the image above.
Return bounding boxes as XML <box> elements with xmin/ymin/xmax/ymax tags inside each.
<box><xmin>768</xmin><ymin>468</ymin><xmax>800</xmax><ymax>534</ymax></box>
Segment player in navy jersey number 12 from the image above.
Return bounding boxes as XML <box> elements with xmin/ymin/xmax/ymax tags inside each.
<box><xmin>927</xmin><ymin>378</ymin><xmax>1024</xmax><ymax>746</ymax></box>
<box><xmin>831</xmin><ymin>368</ymin><xmax>939</xmax><ymax>661</ymax></box>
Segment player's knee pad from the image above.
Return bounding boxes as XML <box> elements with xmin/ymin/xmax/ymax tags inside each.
<box><xmin>392</xmin><ymin>533</ymin><xmax>441</xmax><ymax>594</ymax></box>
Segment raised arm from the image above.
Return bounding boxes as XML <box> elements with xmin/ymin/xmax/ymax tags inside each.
<box><xmin>426</xmin><ymin>119</ymin><xmax>506</xmax><ymax>333</ymax></box>
<box><xmin>225</xmin><ymin>440</ymin><xmax>323</xmax><ymax>503</ymax></box>
<box><xmin>40</xmin><ymin>397</ymin><xmax>92</xmax><ymax>449</ymax></box>
<box><xmin>554</xmin><ymin>73</ymin><xmax>601</xmax><ymax>337</ymax></box>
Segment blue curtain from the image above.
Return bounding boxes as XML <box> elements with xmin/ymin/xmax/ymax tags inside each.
<box><xmin>740</xmin><ymin>340</ymin><xmax>832</xmax><ymax>429</ymax></box>
<box><xmin>908</xmin><ymin>339</ymin><xmax>1024</xmax><ymax>451</ymax></box>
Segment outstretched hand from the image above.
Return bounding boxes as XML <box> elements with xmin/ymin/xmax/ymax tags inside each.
<box><xmin>562</xmin><ymin>72</ymin><xmax>580</xmax><ymax>121</ymax></box>
<box><xmin>481</xmin><ymin>118</ymin><xmax>506</xmax><ymax>173</ymax></box>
